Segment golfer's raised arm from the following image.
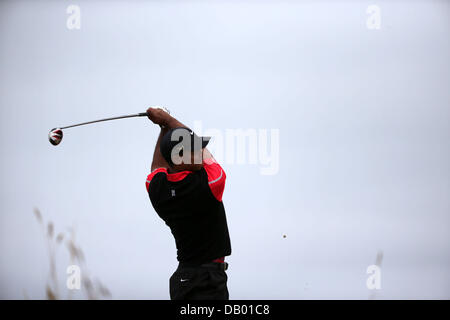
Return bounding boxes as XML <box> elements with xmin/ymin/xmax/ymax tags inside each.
<box><xmin>163</xmin><ymin>114</ymin><xmax>188</xmax><ymax>130</ymax></box>
<box><xmin>150</xmin><ymin>127</ymin><xmax>169</xmax><ymax>171</ymax></box>
<box><xmin>147</xmin><ymin>107</ymin><xmax>188</xmax><ymax>171</ymax></box>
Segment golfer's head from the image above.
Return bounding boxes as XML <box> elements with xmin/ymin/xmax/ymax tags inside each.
<box><xmin>160</xmin><ymin>127</ymin><xmax>210</xmax><ymax>171</ymax></box>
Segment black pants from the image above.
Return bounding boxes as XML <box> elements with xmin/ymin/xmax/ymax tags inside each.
<box><xmin>169</xmin><ymin>262</ymin><xmax>229</xmax><ymax>300</ymax></box>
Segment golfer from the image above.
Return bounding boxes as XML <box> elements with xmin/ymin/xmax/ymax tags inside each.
<box><xmin>145</xmin><ymin>107</ymin><xmax>232</xmax><ymax>300</ymax></box>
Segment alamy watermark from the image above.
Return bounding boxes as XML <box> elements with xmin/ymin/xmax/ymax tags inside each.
<box><xmin>366</xmin><ymin>5</ymin><xmax>381</xmax><ymax>30</ymax></box>
<box><xmin>66</xmin><ymin>265</ymin><xmax>81</xmax><ymax>290</ymax></box>
<box><xmin>166</xmin><ymin>121</ymin><xmax>279</xmax><ymax>175</ymax></box>
<box><xmin>367</xmin><ymin>251</ymin><xmax>383</xmax><ymax>292</ymax></box>
<box><xmin>66</xmin><ymin>5</ymin><xmax>81</xmax><ymax>30</ymax></box>
<box><xmin>366</xmin><ymin>264</ymin><xmax>381</xmax><ymax>290</ymax></box>
<box><xmin>193</xmin><ymin>121</ymin><xmax>280</xmax><ymax>175</ymax></box>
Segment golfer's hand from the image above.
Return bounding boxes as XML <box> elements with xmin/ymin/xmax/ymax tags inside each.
<box><xmin>146</xmin><ymin>107</ymin><xmax>170</xmax><ymax>127</ymax></box>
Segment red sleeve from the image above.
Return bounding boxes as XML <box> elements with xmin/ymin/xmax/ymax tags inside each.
<box><xmin>203</xmin><ymin>157</ymin><xmax>226</xmax><ymax>202</ymax></box>
<box><xmin>146</xmin><ymin>168</ymin><xmax>167</xmax><ymax>192</ymax></box>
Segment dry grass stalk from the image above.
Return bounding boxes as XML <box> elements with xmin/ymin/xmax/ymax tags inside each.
<box><xmin>33</xmin><ymin>208</ymin><xmax>112</xmax><ymax>300</ymax></box>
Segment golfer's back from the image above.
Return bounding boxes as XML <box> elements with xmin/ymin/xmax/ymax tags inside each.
<box><xmin>146</xmin><ymin>159</ymin><xmax>231</xmax><ymax>265</ymax></box>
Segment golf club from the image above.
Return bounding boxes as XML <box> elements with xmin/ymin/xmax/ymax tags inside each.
<box><xmin>48</xmin><ymin>112</ymin><xmax>147</xmax><ymax>146</ymax></box>
<box><xmin>49</xmin><ymin>107</ymin><xmax>170</xmax><ymax>146</ymax></box>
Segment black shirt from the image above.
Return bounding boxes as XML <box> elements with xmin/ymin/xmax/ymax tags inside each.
<box><xmin>146</xmin><ymin>158</ymin><xmax>231</xmax><ymax>264</ymax></box>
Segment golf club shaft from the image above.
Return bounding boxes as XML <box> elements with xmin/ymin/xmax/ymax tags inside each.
<box><xmin>60</xmin><ymin>112</ymin><xmax>147</xmax><ymax>130</ymax></box>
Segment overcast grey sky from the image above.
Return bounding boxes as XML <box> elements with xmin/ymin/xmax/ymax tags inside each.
<box><xmin>0</xmin><ymin>0</ymin><xmax>449</xmax><ymax>299</ymax></box>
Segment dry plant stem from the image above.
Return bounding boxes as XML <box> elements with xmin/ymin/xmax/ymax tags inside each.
<box><xmin>33</xmin><ymin>208</ymin><xmax>111</xmax><ymax>299</ymax></box>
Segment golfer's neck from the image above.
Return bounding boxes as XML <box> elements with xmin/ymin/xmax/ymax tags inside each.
<box><xmin>168</xmin><ymin>167</ymin><xmax>182</xmax><ymax>174</ymax></box>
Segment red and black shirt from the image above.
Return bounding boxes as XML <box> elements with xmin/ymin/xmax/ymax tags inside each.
<box><xmin>146</xmin><ymin>157</ymin><xmax>231</xmax><ymax>264</ymax></box>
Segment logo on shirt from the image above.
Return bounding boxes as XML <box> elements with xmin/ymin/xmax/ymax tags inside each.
<box><xmin>171</xmin><ymin>189</ymin><xmax>176</xmax><ymax>197</ymax></box>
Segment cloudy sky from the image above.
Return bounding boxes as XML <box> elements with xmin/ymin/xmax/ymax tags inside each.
<box><xmin>0</xmin><ymin>0</ymin><xmax>449</xmax><ymax>299</ymax></box>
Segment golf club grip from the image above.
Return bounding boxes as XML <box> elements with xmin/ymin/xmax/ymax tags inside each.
<box><xmin>60</xmin><ymin>112</ymin><xmax>148</xmax><ymax>129</ymax></box>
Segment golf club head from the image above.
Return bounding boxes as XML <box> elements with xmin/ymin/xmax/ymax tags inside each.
<box><xmin>48</xmin><ymin>128</ymin><xmax>63</xmax><ymax>146</ymax></box>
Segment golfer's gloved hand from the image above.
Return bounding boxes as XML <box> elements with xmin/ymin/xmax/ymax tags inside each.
<box><xmin>146</xmin><ymin>106</ymin><xmax>171</xmax><ymax>128</ymax></box>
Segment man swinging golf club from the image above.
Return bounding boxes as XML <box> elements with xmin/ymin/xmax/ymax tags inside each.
<box><xmin>145</xmin><ymin>107</ymin><xmax>232</xmax><ymax>300</ymax></box>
